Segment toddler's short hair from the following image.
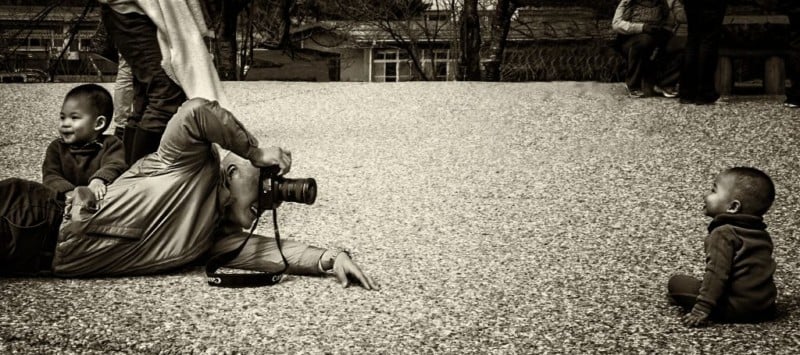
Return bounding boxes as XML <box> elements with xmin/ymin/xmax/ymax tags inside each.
<box><xmin>64</xmin><ymin>84</ymin><xmax>113</xmax><ymax>132</ymax></box>
<box><xmin>723</xmin><ymin>167</ymin><xmax>775</xmax><ymax>216</ymax></box>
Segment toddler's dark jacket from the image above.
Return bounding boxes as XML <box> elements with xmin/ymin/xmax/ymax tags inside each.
<box><xmin>695</xmin><ymin>213</ymin><xmax>777</xmax><ymax>318</ymax></box>
<box><xmin>42</xmin><ymin>135</ymin><xmax>127</xmax><ymax>200</ymax></box>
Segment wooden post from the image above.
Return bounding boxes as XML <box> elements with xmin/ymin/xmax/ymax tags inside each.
<box><xmin>716</xmin><ymin>56</ymin><xmax>733</xmax><ymax>95</ymax></box>
<box><xmin>715</xmin><ymin>56</ymin><xmax>733</xmax><ymax>95</ymax></box>
<box><xmin>764</xmin><ymin>56</ymin><xmax>785</xmax><ymax>95</ymax></box>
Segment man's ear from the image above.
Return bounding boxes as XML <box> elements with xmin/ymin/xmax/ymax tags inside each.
<box><xmin>226</xmin><ymin>164</ymin><xmax>238</xmax><ymax>178</ymax></box>
<box><xmin>223</xmin><ymin>164</ymin><xmax>237</xmax><ymax>187</ymax></box>
<box><xmin>726</xmin><ymin>200</ymin><xmax>741</xmax><ymax>214</ymax></box>
<box><xmin>94</xmin><ymin>115</ymin><xmax>107</xmax><ymax>132</ymax></box>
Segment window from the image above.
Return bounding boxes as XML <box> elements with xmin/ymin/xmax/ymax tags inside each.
<box><xmin>372</xmin><ymin>49</ymin><xmax>412</xmax><ymax>82</ymax></box>
<box><xmin>372</xmin><ymin>48</ymin><xmax>453</xmax><ymax>82</ymax></box>
<box><xmin>432</xmin><ymin>50</ymin><xmax>451</xmax><ymax>81</ymax></box>
<box><xmin>79</xmin><ymin>39</ymin><xmax>92</xmax><ymax>50</ymax></box>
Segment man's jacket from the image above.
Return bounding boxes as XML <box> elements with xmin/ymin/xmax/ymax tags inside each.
<box><xmin>53</xmin><ymin>98</ymin><xmax>324</xmax><ymax>277</ymax></box>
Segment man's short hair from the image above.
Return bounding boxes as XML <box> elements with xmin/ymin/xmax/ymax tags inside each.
<box><xmin>64</xmin><ymin>84</ymin><xmax>113</xmax><ymax>132</ymax></box>
<box><xmin>724</xmin><ymin>167</ymin><xmax>775</xmax><ymax>216</ymax></box>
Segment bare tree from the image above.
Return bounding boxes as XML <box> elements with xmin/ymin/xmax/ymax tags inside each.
<box><xmin>483</xmin><ymin>0</ymin><xmax>515</xmax><ymax>81</ymax></box>
<box><xmin>458</xmin><ymin>0</ymin><xmax>481</xmax><ymax>80</ymax></box>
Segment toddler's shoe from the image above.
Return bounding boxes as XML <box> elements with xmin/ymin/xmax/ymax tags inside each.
<box><xmin>784</xmin><ymin>100</ymin><xmax>799</xmax><ymax>109</ymax></box>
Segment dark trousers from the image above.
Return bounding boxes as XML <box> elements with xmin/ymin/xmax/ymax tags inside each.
<box><xmin>667</xmin><ymin>274</ymin><xmax>776</xmax><ymax>323</ymax></box>
<box><xmin>787</xmin><ymin>14</ymin><xmax>800</xmax><ymax>103</ymax></box>
<box><xmin>618</xmin><ymin>32</ymin><xmax>680</xmax><ymax>91</ymax></box>
<box><xmin>621</xmin><ymin>33</ymin><xmax>661</xmax><ymax>90</ymax></box>
<box><xmin>100</xmin><ymin>6</ymin><xmax>186</xmax><ymax>132</ymax></box>
<box><xmin>0</xmin><ymin>178</ymin><xmax>62</xmax><ymax>276</ymax></box>
<box><xmin>679</xmin><ymin>0</ymin><xmax>727</xmax><ymax>101</ymax></box>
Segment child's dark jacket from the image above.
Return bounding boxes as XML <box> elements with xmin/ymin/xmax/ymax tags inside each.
<box><xmin>696</xmin><ymin>213</ymin><xmax>777</xmax><ymax>318</ymax></box>
<box><xmin>42</xmin><ymin>135</ymin><xmax>127</xmax><ymax>200</ymax></box>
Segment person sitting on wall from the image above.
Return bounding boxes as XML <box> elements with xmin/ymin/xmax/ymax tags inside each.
<box><xmin>612</xmin><ymin>0</ymin><xmax>686</xmax><ymax>98</ymax></box>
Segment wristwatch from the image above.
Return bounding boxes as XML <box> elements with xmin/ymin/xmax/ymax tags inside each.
<box><xmin>318</xmin><ymin>248</ymin><xmax>351</xmax><ymax>274</ymax></box>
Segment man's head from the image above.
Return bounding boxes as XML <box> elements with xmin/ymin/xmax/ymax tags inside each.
<box><xmin>704</xmin><ymin>167</ymin><xmax>775</xmax><ymax>217</ymax></box>
<box><xmin>220</xmin><ymin>151</ymin><xmax>262</xmax><ymax>229</ymax></box>
<box><xmin>59</xmin><ymin>84</ymin><xmax>113</xmax><ymax>145</ymax></box>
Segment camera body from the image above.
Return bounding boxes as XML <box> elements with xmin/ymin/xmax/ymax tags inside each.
<box><xmin>258</xmin><ymin>166</ymin><xmax>317</xmax><ymax>212</ymax></box>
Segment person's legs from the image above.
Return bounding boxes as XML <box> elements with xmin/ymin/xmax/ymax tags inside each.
<box><xmin>695</xmin><ymin>1</ymin><xmax>727</xmax><ymax>103</ymax></box>
<box><xmin>101</xmin><ymin>5</ymin><xmax>186</xmax><ymax>163</ymax></box>
<box><xmin>0</xmin><ymin>178</ymin><xmax>62</xmax><ymax>276</ymax></box>
<box><xmin>655</xmin><ymin>35</ymin><xmax>684</xmax><ymax>89</ymax></box>
<box><xmin>679</xmin><ymin>1</ymin><xmax>702</xmax><ymax>102</ymax></box>
<box><xmin>786</xmin><ymin>14</ymin><xmax>800</xmax><ymax>105</ymax></box>
<box><xmin>112</xmin><ymin>56</ymin><xmax>134</xmax><ymax>139</ymax></box>
<box><xmin>667</xmin><ymin>274</ymin><xmax>702</xmax><ymax>311</ymax></box>
<box><xmin>621</xmin><ymin>34</ymin><xmax>658</xmax><ymax>95</ymax></box>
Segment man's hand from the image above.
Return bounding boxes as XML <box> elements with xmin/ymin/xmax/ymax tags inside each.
<box><xmin>88</xmin><ymin>178</ymin><xmax>107</xmax><ymax>200</ymax></box>
<box><xmin>250</xmin><ymin>146</ymin><xmax>292</xmax><ymax>176</ymax></box>
<box><xmin>332</xmin><ymin>252</ymin><xmax>380</xmax><ymax>291</ymax></box>
<box><xmin>643</xmin><ymin>24</ymin><xmax>673</xmax><ymax>39</ymax></box>
<box><xmin>682</xmin><ymin>308</ymin><xmax>709</xmax><ymax>327</ymax></box>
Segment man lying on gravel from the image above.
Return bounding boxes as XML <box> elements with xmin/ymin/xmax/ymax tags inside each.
<box><xmin>0</xmin><ymin>98</ymin><xmax>379</xmax><ymax>290</ymax></box>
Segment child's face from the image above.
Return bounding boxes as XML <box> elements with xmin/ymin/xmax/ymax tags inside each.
<box><xmin>59</xmin><ymin>97</ymin><xmax>102</xmax><ymax>145</ymax></box>
<box><xmin>704</xmin><ymin>173</ymin><xmax>738</xmax><ymax>217</ymax></box>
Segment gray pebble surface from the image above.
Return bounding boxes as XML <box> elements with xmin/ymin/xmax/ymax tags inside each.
<box><xmin>1</xmin><ymin>82</ymin><xmax>799</xmax><ymax>353</ymax></box>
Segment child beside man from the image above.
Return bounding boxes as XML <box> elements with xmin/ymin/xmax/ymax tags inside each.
<box><xmin>42</xmin><ymin>84</ymin><xmax>128</xmax><ymax>201</ymax></box>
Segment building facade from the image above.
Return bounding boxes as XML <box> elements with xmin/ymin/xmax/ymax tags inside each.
<box><xmin>0</xmin><ymin>1</ymin><xmax>109</xmax><ymax>82</ymax></box>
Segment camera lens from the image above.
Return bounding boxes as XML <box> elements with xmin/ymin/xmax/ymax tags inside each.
<box><xmin>275</xmin><ymin>178</ymin><xmax>317</xmax><ymax>205</ymax></box>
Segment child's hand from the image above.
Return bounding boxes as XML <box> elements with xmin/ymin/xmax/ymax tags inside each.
<box><xmin>88</xmin><ymin>178</ymin><xmax>107</xmax><ymax>200</ymax></box>
<box><xmin>681</xmin><ymin>308</ymin><xmax>709</xmax><ymax>327</ymax></box>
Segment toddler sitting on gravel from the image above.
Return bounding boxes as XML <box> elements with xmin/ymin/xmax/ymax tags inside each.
<box><xmin>667</xmin><ymin>167</ymin><xmax>777</xmax><ymax>327</ymax></box>
<box><xmin>42</xmin><ymin>84</ymin><xmax>127</xmax><ymax>201</ymax></box>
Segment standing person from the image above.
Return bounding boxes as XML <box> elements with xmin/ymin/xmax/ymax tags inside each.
<box><xmin>679</xmin><ymin>0</ymin><xmax>728</xmax><ymax>105</ymax></box>
<box><xmin>86</xmin><ymin>16</ymin><xmax>135</xmax><ymax>140</ymax></box>
<box><xmin>613</xmin><ymin>0</ymin><xmax>685</xmax><ymax>98</ymax></box>
<box><xmin>42</xmin><ymin>84</ymin><xmax>127</xmax><ymax>202</ymax></box>
<box><xmin>98</xmin><ymin>1</ymin><xmax>226</xmax><ymax>165</ymax></box>
<box><xmin>99</xmin><ymin>0</ymin><xmax>187</xmax><ymax>164</ymax></box>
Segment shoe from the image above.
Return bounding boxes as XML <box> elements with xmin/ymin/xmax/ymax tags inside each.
<box><xmin>784</xmin><ymin>101</ymin><xmax>800</xmax><ymax>108</ymax></box>
<box><xmin>626</xmin><ymin>85</ymin><xmax>644</xmax><ymax>98</ymax></box>
<box><xmin>695</xmin><ymin>93</ymin><xmax>720</xmax><ymax>105</ymax></box>
<box><xmin>679</xmin><ymin>97</ymin><xmax>694</xmax><ymax>104</ymax></box>
<box><xmin>654</xmin><ymin>85</ymin><xmax>678</xmax><ymax>98</ymax></box>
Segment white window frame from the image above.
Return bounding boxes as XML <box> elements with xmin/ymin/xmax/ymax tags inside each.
<box><xmin>372</xmin><ymin>49</ymin><xmax>413</xmax><ymax>82</ymax></box>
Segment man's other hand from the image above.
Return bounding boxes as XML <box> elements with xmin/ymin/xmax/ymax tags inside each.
<box><xmin>333</xmin><ymin>252</ymin><xmax>380</xmax><ymax>291</ymax></box>
<box><xmin>250</xmin><ymin>146</ymin><xmax>292</xmax><ymax>176</ymax></box>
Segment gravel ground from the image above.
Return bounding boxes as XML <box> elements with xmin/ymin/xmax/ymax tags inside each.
<box><xmin>1</xmin><ymin>82</ymin><xmax>799</xmax><ymax>354</ymax></box>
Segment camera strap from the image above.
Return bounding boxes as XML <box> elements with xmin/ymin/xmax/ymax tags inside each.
<box><xmin>205</xmin><ymin>207</ymin><xmax>289</xmax><ymax>288</ymax></box>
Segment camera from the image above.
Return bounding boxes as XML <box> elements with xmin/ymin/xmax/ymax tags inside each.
<box><xmin>258</xmin><ymin>166</ymin><xmax>317</xmax><ymax>211</ymax></box>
